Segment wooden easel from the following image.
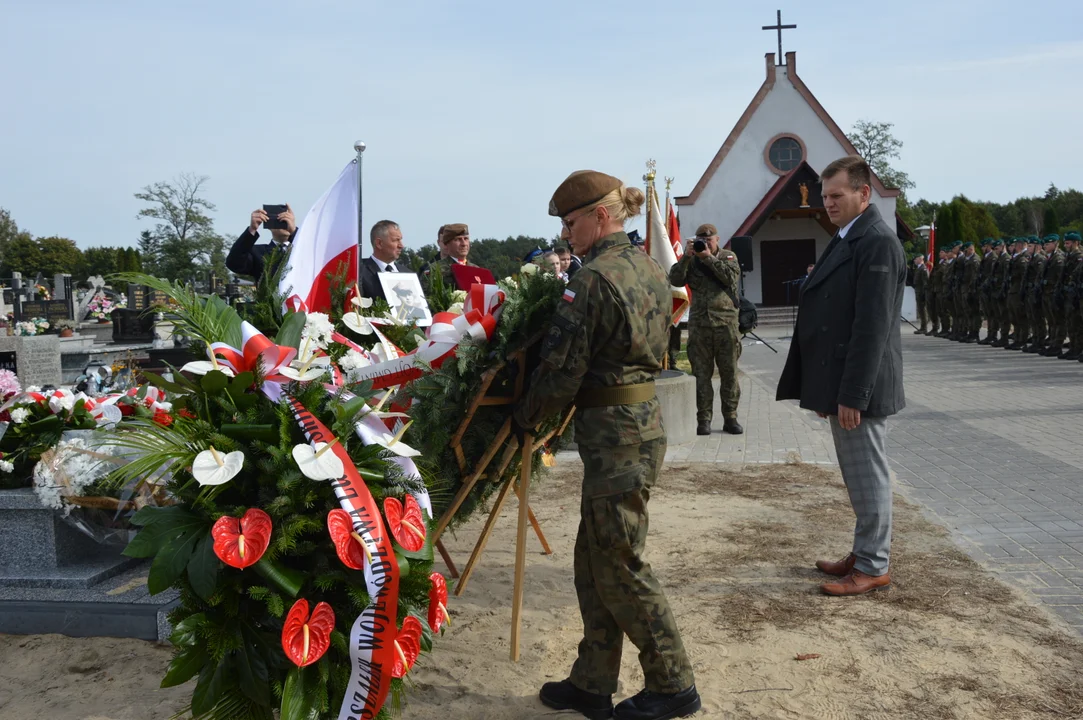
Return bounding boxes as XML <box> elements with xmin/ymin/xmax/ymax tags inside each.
<box><xmin>430</xmin><ymin>340</ymin><xmax>576</xmax><ymax>660</ymax></box>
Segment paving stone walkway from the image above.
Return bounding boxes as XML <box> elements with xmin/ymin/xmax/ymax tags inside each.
<box><xmin>661</xmin><ymin>326</ymin><xmax>1083</xmax><ymax>633</ymax></box>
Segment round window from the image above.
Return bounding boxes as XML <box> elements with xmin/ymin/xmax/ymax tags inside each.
<box><xmin>767</xmin><ymin>136</ymin><xmax>803</xmax><ymax>172</ymax></box>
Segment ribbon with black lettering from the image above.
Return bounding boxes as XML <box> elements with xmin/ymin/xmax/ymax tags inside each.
<box><xmin>287</xmin><ymin>397</ymin><xmax>399</xmax><ymax>720</ymax></box>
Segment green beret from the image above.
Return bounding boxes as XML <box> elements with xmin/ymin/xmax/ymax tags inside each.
<box><xmin>951</xmin><ymin>240</ymin><xmax>962</xmax><ymax>248</ymax></box>
<box><xmin>549</xmin><ymin>170</ymin><xmax>622</xmax><ymax>217</ymax></box>
<box><xmin>963</xmin><ymin>241</ymin><xmax>974</xmax><ymax>248</ymax></box>
<box><xmin>1028</xmin><ymin>235</ymin><xmax>1040</xmax><ymax>243</ymax></box>
<box><xmin>695</xmin><ymin>223</ymin><xmax>717</xmax><ymax>238</ymax></box>
<box><xmin>1043</xmin><ymin>233</ymin><xmax>1060</xmax><ymax>243</ymax></box>
<box><xmin>992</xmin><ymin>239</ymin><xmax>1002</xmax><ymax>247</ymax></box>
<box><xmin>981</xmin><ymin>238</ymin><xmax>992</xmax><ymax>245</ymax></box>
<box><xmin>1066</xmin><ymin>231</ymin><xmax>1081</xmax><ymax>242</ymax></box>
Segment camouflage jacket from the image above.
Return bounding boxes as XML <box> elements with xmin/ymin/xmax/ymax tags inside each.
<box><xmin>913</xmin><ymin>264</ymin><xmax>929</xmax><ymax>297</ymax></box>
<box><xmin>951</xmin><ymin>255</ymin><xmax>967</xmax><ymax>295</ymax></box>
<box><xmin>962</xmin><ymin>253</ymin><xmax>981</xmax><ymax>294</ymax></box>
<box><xmin>421</xmin><ymin>256</ymin><xmax>481</xmax><ymax>293</ymax></box>
<box><xmin>1026</xmin><ymin>252</ymin><xmax>1047</xmax><ymax>303</ymax></box>
<box><xmin>1063</xmin><ymin>248</ymin><xmax>1083</xmax><ymax>305</ymax></box>
<box><xmin>930</xmin><ymin>261</ymin><xmax>946</xmax><ymax>294</ymax></box>
<box><xmin>939</xmin><ymin>259</ymin><xmax>955</xmax><ymax>296</ymax></box>
<box><xmin>1008</xmin><ymin>252</ymin><xmax>1030</xmax><ymax>298</ymax></box>
<box><xmin>514</xmin><ymin>231</ymin><xmax>670</xmax><ymax>450</ymax></box>
<box><xmin>979</xmin><ymin>251</ymin><xmax>997</xmax><ymax>294</ymax></box>
<box><xmin>667</xmin><ymin>244</ymin><xmax>741</xmax><ymax>326</ymax></box>
<box><xmin>991</xmin><ymin>251</ymin><xmax>1011</xmax><ymax>298</ymax></box>
<box><xmin>1042</xmin><ymin>249</ymin><xmax>1065</xmax><ymax>299</ymax></box>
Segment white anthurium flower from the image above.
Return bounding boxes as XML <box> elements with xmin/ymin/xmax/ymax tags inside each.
<box><xmin>366</xmin><ymin>420</ymin><xmax>421</xmax><ymax>457</ymax></box>
<box><xmin>180</xmin><ymin>359</ymin><xmax>235</xmax><ymax>377</ymax></box>
<box><xmin>292</xmin><ymin>441</ymin><xmax>345</xmax><ymax>480</ymax></box>
<box><xmin>192</xmin><ymin>447</ymin><xmax>245</xmax><ymax>486</ymax></box>
<box><xmin>278</xmin><ymin>355</ymin><xmax>331</xmax><ymax>382</ymax></box>
<box><xmin>358</xmin><ymin>390</ymin><xmax>410</xmax><ymax>422</ymax></box>
<box><xmin>351</xmin><ymin>295</ymin><xmax>374</xmax><ymax>309</ymax></box>
<box><xmin>342</xmin><ymin>311</ymin><xmax>376</xmax><ymax>336</ymax></box>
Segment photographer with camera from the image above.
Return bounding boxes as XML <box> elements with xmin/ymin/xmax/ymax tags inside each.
<box><xmin>668</xmin><ymin>223</ymin><xmax>744</xmax><ymax>436</ymax></box>
<box><xmin>226</xmin><ymin>204</ymin><xmax>297</xmax><ymax>280</ymax></box>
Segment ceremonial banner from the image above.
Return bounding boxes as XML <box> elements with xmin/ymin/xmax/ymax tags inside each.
<box><xmin>647</xmin><ymin>186</ymin><xmax>690</xmax><ymax>325</ymax></box>
<box><xmin>280</xmin><ymin>161</ymin><xmax>360</xmax><ymax>314</ymax></box>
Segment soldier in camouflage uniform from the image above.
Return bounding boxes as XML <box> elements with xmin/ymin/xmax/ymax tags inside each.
<box><xmin>960</xmin><ymin>241</ymin><xmax>981</xmax><ymax>342</ymax></box>
<box><xmin>420</xmin><ymin>223</ymin><xmax>483</xmax><ymax>294</ymax></box>
<box><xmin>1023</xmin><ymin>236</ymin><xmax>1048</xmax><ymax>353</ymax></box>
<box><xmin>1007</xmin><ymin>239</ymin><xmax>1031</xmax><ymax>350</ymax></box>
<box><xmin>514</xmin><ymin>170</ymin><xmax>700</xmax><ymax>720</ymax></box>
<box><xmin>949</xmin><ymin>241</ymin><xmax>966</xmax><ymax>340</ymax></box>
<box><xmin>977</xmin><ymin>239</ymin><xmax>997</xmax><ymax>343</ymax></box>
<box><xmin>936</xmin><ymin>248</ymin><xmax>955</xmax><ymax>337</ymax></box>
<box><xmin>912</xmin><ymin>255</ymin><xmax>930</xmax><ymax>334</ymax></box>
<box><xmin>1061</xmin><ymin>232</ymin><xmax>1083</xmax><ymax>360</ymax></box>
<box><xmin>1040</xmin><ymin>234</ymin><xmax>1066</xmax><ymax>356</ymax></box>
<box><xmin>668</xmin><ymin>223</ymin><xmax>744</xmax><ymax>436</ymax></box>
<box><xmin>926</xmin><ymin>249</ymin><xmax>944</xmax><ymax>335</ymax></box>
<box><xmin>988</xmin><ymin>240</ymin><xmax>1012</xmax><ymax>346</ymax></box>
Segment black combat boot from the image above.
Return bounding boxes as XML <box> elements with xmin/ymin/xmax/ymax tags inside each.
<box><xmin>696</xmin><ymin>422</ymin><xmax>711</xmax><ymax>436</ymax></box>
<box><xmin>926</xmin><ymin>326</ymin><xmax>939</xmax><ymax>336</ymax></box>
<box><xmin>1061</xmin><ymin>351</ymin><xmax>1082</xmax><ymax>360</ymax></box>
<box><xmin>615</xmin><ymin>686</ymin><xmax>702</xmax><ymax>720</ymax></box>
<box><xmin>963</xmin><ymin>332</ymin><xmax>977</xmax><ymax>343</ymax></box>
<box><xmin>722</xmin><ymin>418</ymin><xmax>744</xmax><ymax>435</ymax></box>
<box><xmin>540</xmin><ymin>679</ymin><xmax>613</xmax><ymax>720</ymax></box>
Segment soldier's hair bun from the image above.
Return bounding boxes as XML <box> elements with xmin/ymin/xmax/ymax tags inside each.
<box><xmin>622</xmin><ymin>186</ymin><xmax>645</xmax><ymax>218</ymax></box>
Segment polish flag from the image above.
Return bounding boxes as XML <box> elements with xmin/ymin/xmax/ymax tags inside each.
<box><xmin>279</xmin><ymin>161</ymin><xmax>359</xmax><ymax>314</ymax></box>
<box><xmin>646</xmin><ymin>186</ymin><xmax>689</xmax><ymax>326</ymax></box>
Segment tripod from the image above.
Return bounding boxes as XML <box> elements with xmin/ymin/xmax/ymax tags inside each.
<box><xmin>739</xmin><ymin>273</ymin><xmax>778</xmax><ymax>353</ymax></box>
<box><xmin>779</xmin><ymin>277</ymin><xmax>805</xmax><ymax>341</ymax></box>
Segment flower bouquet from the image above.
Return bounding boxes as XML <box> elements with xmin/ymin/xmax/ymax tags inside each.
<box><xmin>101</xmin><ymin>274</ymin><xmax>448</xmax><ymax>720</ymax></box>
<box><xmin>34</xmin><ymin>283</ymin><xmax>52</xmax><ymax>300</ymax></box>
<box><xmin>86</xmin><ymin>292</ymin><xmax>115</xmax><ymax>321</ymax></box>
<box><xmin>14</xmin><ymin>317</ymin><xmax>49</xmax><ymax>336</ymax></box>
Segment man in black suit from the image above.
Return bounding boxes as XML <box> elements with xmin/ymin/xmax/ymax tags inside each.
<box><xmin>360</xmin><ymin>220</ymin><xmax>408</xmax><ymax>302</ymax></box>
<box><xmin>776</xmin><ymin>155</ymin><xmax>905</xmax><ymax>597</ymax></box>
<box><xmin>226</xmin><ymin>205</ymin><xmax>296</xmax><ymax>280</ymax></box>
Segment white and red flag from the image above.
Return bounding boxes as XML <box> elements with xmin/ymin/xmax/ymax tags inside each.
<box><xmin>279</xmin><ymin>161</ymin><xmax>359</xmax><ymax>314</ymax></box>
<box><xmin>645</xmin><ymin>185</ymin><xmax>689</xmax><ymax>325</ymax></box>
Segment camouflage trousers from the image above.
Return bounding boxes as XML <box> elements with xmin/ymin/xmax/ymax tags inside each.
<box><xmin>1068</xmin><ymin>303</ymin><xmax>1083</xmax><ymax>353</ymax></box>
<box><xmin>979</xmin><ymin>293</ymin><xmax>992</xmax><ymax>335</ymax></box>
<box><xmin>665</xmin><ymin>324</ymin><xmax>683</xmax><ymax>370</ymax></box>
<box><xmin>915</xmin><ymin>293</ymin><xmax>927</xmax><ymax>330</ymax></box>
<box><xmin>1027</xmin><ymin>297</ymin><xmax>1046</xmax><ymax>343</ymax></box>
<box><xmin>571</xmin><ymin>439</ymin><xmax>695</xmax><ymax>695</ymax></box>
<box><xmin>687</xmin><ymin>323</ymin><xmax>741</xmax><ymax>423</ymax></box>
<box><xmin>1009</xmin><ymin>294</ymin><xmax>1029</xmax><ymax>343</ymax></box>
<box><xmin>938</xmin><ymin>291</ymin><xmax>953</xmax><ymax>332</ymax></box>
<box><xmin>1044</xmin><ymin>296</ymin><xmax>1064</xmax><ymax>349</ymax></box>
<box><xmin>926</xmin><ymin>292</ymin><xmax>939</xmax><ymax>331</ymax></box>
<box><xmin>954</xmin><ymin>291</ymin><xmax>967</xmax><ymax>333</ymax></box>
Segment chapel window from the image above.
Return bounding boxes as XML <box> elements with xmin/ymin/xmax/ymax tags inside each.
<box><xmin>767</xmin><ymin>136</ymin><xmax>803</xmax><ymax>172</ymax></box>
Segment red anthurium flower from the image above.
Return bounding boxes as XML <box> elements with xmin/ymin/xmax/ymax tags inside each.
<box><xmin>327</xmin><ymin>508</ymin><xmax>371</xmax><ymax>570</ymax></box>
<box><xmin>427</xmin><ymin>572</ymin><xmax>451</xmax><ymax>634</ymax></box>
<box><xmin>282</xmin><ymin>599</ymin><xmax>335</xmax><ymax>667</ymax></box>
<box><xmin>391</xmin><ymin>616</ymin><xmax>423</xmax><ymax>678</ymax></box>
<box><xmin>211</xmin><ymin>508</ymin><xmax>272</xmax><ymax>569</ymax></box>
<box><xmin>383</xmin><ymin>494</ymin><xmax>426</xmax><ymax>552</ymax></box>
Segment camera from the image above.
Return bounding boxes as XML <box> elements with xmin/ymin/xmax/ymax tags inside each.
<box><xmin>263</xmin><ymin>204</ymin><xmax>289</xmax><ymax>231</ymax></box>
<box><xmin>692</xmin><ymin>239</ymin><xmax>707</xmax><ymax>253</ymax></box>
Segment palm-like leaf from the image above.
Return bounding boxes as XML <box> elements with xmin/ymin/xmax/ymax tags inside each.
<box><xmin>100</xmin><ymin>420</ymin><xmax>201</xmax><ymax>493</ymax></box>
<box><xmin>112</xmin><ymin>272</ymin><xmax>242</xmax><ymax>348</ymax></box>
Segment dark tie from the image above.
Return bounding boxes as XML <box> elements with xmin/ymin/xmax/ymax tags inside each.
<box><xmin>385</xmin><ymin>264</ymin><xmax>396</xmax><ymax>273</ymax></box>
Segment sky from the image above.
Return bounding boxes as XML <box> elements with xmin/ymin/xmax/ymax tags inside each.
<box><xmin>1</xmin><ymin>0</ymin><xmax>1081</xmax><ymax>251</ymax></box>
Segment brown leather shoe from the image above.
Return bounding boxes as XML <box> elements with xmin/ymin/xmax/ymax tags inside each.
<box><xmin>815</xmin><ymin>553</ymin><xmax>856</xmax><ymax>577</ymax></box>
<box><xmin>820</xmin><ymin>570</ymin><xmax>891</xmax><ymax>596</ymax></box>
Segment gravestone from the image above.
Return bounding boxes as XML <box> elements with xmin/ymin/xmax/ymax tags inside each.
<box><xmin>76</xmin><ymin>276</ymin><xmax>106</xmax><ymax>322</ymax></box>
<box><xmin>0</xmin><ymin>335</ymin><xmax>62</xmax><ymax>387</ymax></box>
<box><xmin>111</xmin><ymin>309</ymin><xmax>155</xmax><ymax>343</ymax></box>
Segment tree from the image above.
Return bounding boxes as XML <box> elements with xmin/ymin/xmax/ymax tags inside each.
<box><xmin>0</xmin><ymin>208</ymin><xmax>33</xmax><ymax>275</ymax></box>
<box><xmin>135</xmin><ymin>173</ymin><xmax>221</xmax><ymax>283</ymax></box>
<box><xmin>1043</xmin><ymin>206</ymin><xmax>1059</xmax><ymax>235</ymax></box>
<box><xmin>36</xmin><ymin>236</ymin><xmax>85</xmax><ymax>278</ymax></box>
<box><xmin>847</xmin><ymin>119</ymin><xmax>915</xmax><ymax>192</ymax></box>
<box><xmin>138</xmin><ymin>230</ymin><xmax>161</xmax><ymax>274</ymax></box>
<box><xmin>83</xmin><ymin>246</ymin><xmax>122</xmax><ymax>279</ymax></box>
<box><xmin>1</xmin><ymin>235</ymin><xmax>41</xmax><ymax>278</ymax></box>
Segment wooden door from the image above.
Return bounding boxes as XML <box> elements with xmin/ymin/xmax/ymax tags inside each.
<box><xmin>760</xmin><ymin>238</ymin><xmax>816</xmax><ymax>306</ymax></box>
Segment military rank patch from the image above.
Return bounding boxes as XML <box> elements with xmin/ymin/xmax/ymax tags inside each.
<box><xmin>562</xmin><ymin>289</ymin><xmax>576</xmax><ymax>303</ymax></box>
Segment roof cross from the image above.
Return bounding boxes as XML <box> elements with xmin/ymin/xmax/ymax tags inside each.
<box><xmin>762</xmin><ymin>9</ymin><xmax>797</xmax><ymax>66</ymax></box>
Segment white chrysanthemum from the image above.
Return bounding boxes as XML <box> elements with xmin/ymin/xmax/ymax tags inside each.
<box><xmin>10</xmin><ymin>407</ymin><xmax>30</xmax><ymax>425</ymax></box>
<box><xmin>520</xmin><ymin>263</ymin><xmax>540</xmax><ymax>276</ymax></box>
<box><xmin>450</xmin><ymin>290</ymin><xmax>467</xmax><ymax>303</ymax></box>
<box><xmin>0</xmin><ymin>460</ymin><xmax>13</xmax><ymax>473</ymax></box>
<box><xmin>338</xmin><ymin>349</ymin><xmax>371</xmax><ymax>373</ymax></box>
<box><xmin>303</xmin><ymin>312</ymin><xmax>335</xmax><ymax>347</ymax></box>
<box><xmin>448</xmin><ymin>302</ymin><xmax>464</xmax><ymax>315</ymax></box>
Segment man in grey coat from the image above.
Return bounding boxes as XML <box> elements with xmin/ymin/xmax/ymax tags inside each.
<box><xmin>775</xmin><ymin>155</ymin><xmax>905</xmax><ymax>597</ymax></box>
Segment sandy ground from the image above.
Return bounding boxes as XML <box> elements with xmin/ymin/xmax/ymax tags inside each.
<box><xmin>4</xmin><ymin>460</ymin><xmax>1083</xmax><ymax>720</ymax></box>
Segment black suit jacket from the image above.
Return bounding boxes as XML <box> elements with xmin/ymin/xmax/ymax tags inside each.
<box><xmin>360</xmin><ymin>257</ymin><xmax>414</xmax><ymax>302</ymax></box>
<box><xmin>776</xmin><ymin>204</ymin><xmax>906</xmax><ymax>417</ymax></box>
<box><xmin>226</xmin><ymin>228</ymin><xmax>294</xmax><ymax>280</ymax></box>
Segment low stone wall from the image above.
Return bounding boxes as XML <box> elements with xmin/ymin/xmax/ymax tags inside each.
<box><xmin>657</xmin><ymin>369</ymin><xmax>696</xmax><ymax>446</ymax></box>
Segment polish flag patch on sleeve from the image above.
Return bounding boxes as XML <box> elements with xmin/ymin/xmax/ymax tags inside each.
<box><xmin>562</xmin><ymin>288</ymin><xmax>576</xmax><ymax>303</ymax></box>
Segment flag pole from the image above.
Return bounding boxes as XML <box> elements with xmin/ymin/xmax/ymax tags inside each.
<box><xmin>643</xmin><ymin>159</ymin><xmax>657</xmax><ymax>254</ymax></box>
<box><xmin>353</xmin><ymin>140</ymin><xmax>366</xmax><ymax>282</ymax></box>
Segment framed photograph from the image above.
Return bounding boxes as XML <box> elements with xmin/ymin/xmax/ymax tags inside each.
<box><xmin>377</xmin><ymin>272</ymin><xmax>433</xmax><ymax>327</ymax></box>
